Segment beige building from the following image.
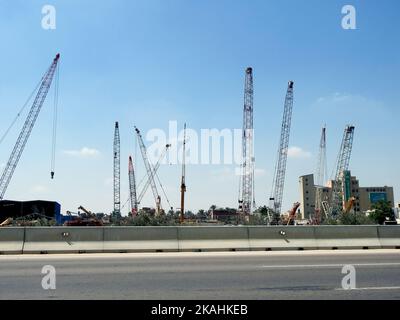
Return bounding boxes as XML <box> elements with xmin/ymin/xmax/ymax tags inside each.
<box><xmin>299</xmin><ymin>171</ymin><xmax>395</xmax><ymax>219</ymax></box>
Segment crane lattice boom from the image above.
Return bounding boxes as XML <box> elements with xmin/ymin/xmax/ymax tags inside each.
<box><xmin>0</xmin><ymin>54</ymin><xmax>60</xmax><ymax>200</ymax></box>
<box><xmin>134</xmin><ymin>126</ymin><xmax>161</xmax><ymax>211</ymax></box>
<box><xmin>314</xmin><ymin>126</ymin><xmax>328</xmax><ymax>222</ymax></box>
<box><xmin>330</xmin><ymin>125</ymin><xmax>355</xmax><ymax>215</ymax></box>
<box><xmin>113</xmin><ymin>122</ymin><xmax>121</xmax><ymax>215</ymax></box>
<box><xmin>238</xmin><ymin>67</ymin><xmax>255</xmax><ymax>215</ymax></box>
<box><xmin>270</xmin><ymin>81</ymin><xmax>294</xmax><ymax>220</ymax></box>
<box><xmin>128</xmin><ymin>156</ymin><xmax>138</xmax><ymax>215</ymax></box>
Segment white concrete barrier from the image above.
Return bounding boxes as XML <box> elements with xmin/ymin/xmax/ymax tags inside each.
<box><xmin>248</xmin><ymin>226</ymin><xmax>317</xmax><ymax>250</ymax></box>
<box><xmin>315</xmin><ymin>225</ymin><xmax>381</xmax><ymax>249</ymax></box>
<box><xmin>377</xmin><ymin>226</ymin><xmax>400</xmax><ymax>248</ymax></box>
<box><xmin>177</xmin><ymin>226</ymin><xmax>250</xmax><ymax>251</ymax></box>
<box><xmin>0</xmin><ymin>227</ymin><xmax>25</xmax><ymax>254</ymax></box>
<box><xmin>103</xmin><ymin>227</ymin><xmax>179</xmax><ymax>252</ymax></box>
<box><xmin>23</xmin><ymin>227</ymin><xmax>104</xmax><ymax>253</ymax></box>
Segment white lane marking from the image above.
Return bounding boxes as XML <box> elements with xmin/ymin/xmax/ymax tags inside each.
<box><xmin>335</xmin><ymin>286</ymin><xmax>400</xmax><ymax>291</ymax></box>
<box><xmin>261</xmin><ymin>262</ymin><xmax>400</xmax><ymax>269</ymax></box>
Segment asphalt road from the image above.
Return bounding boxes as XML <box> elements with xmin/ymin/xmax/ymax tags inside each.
<box><xmin>1</xmin><ymin>250</ymin><xmax>400</xmax><ymax>300</ymax></box>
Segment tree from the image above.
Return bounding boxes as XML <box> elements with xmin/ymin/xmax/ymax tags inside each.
<box><xmin>338</xmin><ymin>212</ymin><xmax>374</xmax><ymax>225</ymax></box>
<box><xmin>369</xmin><ymin>200</ymin><xmax>395</xmax><ymax>225</ymax></box>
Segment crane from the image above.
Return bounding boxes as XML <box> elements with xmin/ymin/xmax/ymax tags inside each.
<box><xmin>0</xmin><ymin>54</ymin><xmax>60</xmax><ymax>200</ymax></box>
<box><xmin>113</xmin><ymin>122</ymin><xmax>121</xmax><ymax>216</ymax></box>
<box><xmin>269</xmin><ymin>81</ymin><xmax>295</xmax><ymax>224</ymax></box>
<box><xmin>314</xmin><ymin>126</ymin><xmax>328</xmax><ymax>224</ymax></box>
<box><xmin>136</xmin><ymin>143</ymin><xmax>170</xmax><ymax>205</ymax></box>
<box><xmin>330</xmin><ymin>125</ymin><xmax>355</xmax><ymax>216</ymax></box>
<box><xmin>128</xmin><ymin>156</ymin><xmax>138</xmax><ymax>216</ymax></box>
<box><xmin>134</xmin><ymin>126</ymin><xmax>162</xmax><ymax>214</ymax></box>
<box><xmin>286</xmin><ymin>202</ymin><xmax>301</xmax><ymax>225</ymax></box>
<box><xmin>344</xmin><ymin>196</ymin><xmax>356</xmax><ymax>214</ymax></box>
<box><xmin>180</xmin><ymin>123</ymin><xmax>187</xmax><ymax>223</ymax></box>
<box><xmin>238</xmin><ymin>67</ymin><xmax>255</xmax><ymax>216</ymax></box>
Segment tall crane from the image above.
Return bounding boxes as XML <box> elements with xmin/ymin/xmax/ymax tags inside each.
<box><xmin>314</xmin><ymin>126</ymin><xmax>328</xmax><ymax>223</ymax></box>
<box><xmin>330</xmin><ymin>125</ymin><xmax>355</xmax><ymax>216</ymax></box>
<box><xmin>128</xmin><ymin>156</ymin><xmax>138</xmax><ymax>216</ymax></box>
<box><xmin>0</xmin><ymin>54</ymin><xmax>60</xmax><ymax>200</ymax></box>
<box><xmin>134</xmin><ymin>126</ymin><xmax>162</xmax><ymax>213</ymax></box>
<box><xmin>269</xmin><ymin>81</ymin><xmax>295</xmax><ymax>223</ymax></box>
<box><xmin>113</xmin><ymin>122</ymin><xmax>121</xmax><ymax>216</ymax></box>
<box><xmin>238</xmin><ymin>67</ymin><xmax>255</xmax><ymax>216</ymax></box>
<box><xmin>137</xmin><ymin>144</ymin><xmax>170</xmax><ymax>205</ymax></box>
<box><xmin>180</xmin><ymin>123</ymin><xmax>187</xmax><ymax>223</ymax></box>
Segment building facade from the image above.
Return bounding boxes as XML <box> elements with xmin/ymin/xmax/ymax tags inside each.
<box><xmin>299</xmin><ymin>171</ymin><xmax>394</xmax><ymax>219</ymax></box>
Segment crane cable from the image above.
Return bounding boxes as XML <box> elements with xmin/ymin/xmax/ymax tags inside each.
<box><xmin>0</xmin><ymin>77</ymin><xmax>43</xmax><ymax>146</ymax></box>
<box><xmin>50</xmin><ymin>62</ymin><xmax>60</xmax><ymax>179</ymax></box>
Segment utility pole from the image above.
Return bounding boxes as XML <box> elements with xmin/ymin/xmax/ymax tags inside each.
<box><xmin>238</xmin><ymin>67</ymin><xmax>255</xmax><ymax>216</ymax></box>
<box><xmin>0</xmin><ymin>54</ymin><xmax>60</xmax><ymax>200</ymax></box>
<box><xmin>180</xmin><ymin>123</ymin><xmax>187</xmax><ymax>224</ymax></box>
<box><xmin>113</xmin><ymin>122</ymin><xmax>121</xmax><ymax>216</ymax></box>
<box><xmin>269</xmin><ymin>81</ymin><xmax>295</xmax><ymax>224</ymax></box>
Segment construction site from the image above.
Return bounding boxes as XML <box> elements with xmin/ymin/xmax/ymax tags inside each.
<box><xmin>0</xmin><ymin>54</ymin><xmax>397</xmax><ymax>228</ymax></box>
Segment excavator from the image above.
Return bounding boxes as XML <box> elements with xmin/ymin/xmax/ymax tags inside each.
<box><xmin>64</xmin><ymin>205</ymin><xmax>103</xmax><ymax>226</ymax></box>
<box><xmin>283</xmin><ymin>202</ymin><xmax>301</xmax><ymax>225</ymax></box>
<box><xmin>343</xmin><ymin>197</ymin><xmax>356</xmax><ymax>214</ymax></box>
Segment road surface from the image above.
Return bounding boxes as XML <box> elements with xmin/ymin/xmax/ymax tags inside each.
<box><xmin>1</xmin><ymin>250</ymin><xmax>400</xmax><ymax>299</ymax></box>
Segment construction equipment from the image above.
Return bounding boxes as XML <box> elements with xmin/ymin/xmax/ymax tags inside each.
<box><xmin>134</xmin><ymin>126</ymin><xmax>163</xmax><ymax>214</ymax></box>
<box><xmin>344</xmin><ymin>196</ymin><xmax>356</xmax><ymax>214</ymax></box>
<box><xmin>113</xmin><ymin>122</ymin><xmax>121</xmax><ymax>216</ymax></box>
<box><xmin>0</xmin><ymin>54</ymin><xmax>60</xmax><ymax>200</ymax></box>
<box><xmin>128</xmin><ymin>155</ymin><xmax>138</xmax><ymax>215</ymax></box>
<box><xmin>136</xmin><ymin>144</ymin><xmax>170</xmax><ymax>205</ymax></box>
<box><xmin>180</xmin><ymin>123</ymin><xmax>187</xmax><ymax>223</ymax></box>
<box><xmin>238</xmin><ymin>67</ymin><xmax>255</xmax><ymax>216</ymax></box>
<box><xmin>314</xmin><ymin>126</ymin><xmax>328</xmax><ymax>224</ymax></box>
<box><xmin>0</xmin><ymin>217</ymin><xmax>13</xmax><ymax>227</ymax></box>
<box><xmin>330</xmin><ymin>125</ymin><xmax>355</xmax><ymax>216</ymax></box>
<box><xmin>64</xmin><ymin>205</ymin><xmax>102</xmax><ymax>226</ymax></box>
<box><xmin>286</xmin><ymin>202</ymin><xmax>301</xmax><ymax>225</ymax></box>
<box><xmin>269</xmin><ymin>81</ymin><xmax>295</xmax><ymax>223</ymax></box>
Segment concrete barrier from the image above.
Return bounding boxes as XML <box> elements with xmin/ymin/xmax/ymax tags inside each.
<box><xmin>177</xmin><ymin>226</ymin><xmax>250</xmax><ymax>251</ymax></box>
<box><xmin>23</xmin><ymin>227</ymin><xmax>104</xmax><ymax>253</ymax></box>
<box><xmin>248</xmin><ymin>226</ymin><xmax>317</xmax><ymax>250</ymax></box>
<box><xmin>0</xmin><ymin>227</ymin><xmax>25</xmax><ymax>254</ymax></box>
<box><xmin>377</xmin><ymin>226</ymin><xmax>400</xmax><ymax>248</ymax></box>
<box><xmin>1</xmin><ymin>225</ymin><xmax>399</xmax><ymax>254</ymax></box>
<box><xmin>315</xmin><ymin>225</ymin><xmax>381</xmax><ymax>249</ymax></box>
<box><xmin>103</xmin><ymin>227</ymin><xmax>179</xmax><ymax>252</ymax></box>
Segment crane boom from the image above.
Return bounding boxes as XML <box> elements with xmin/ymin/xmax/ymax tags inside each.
<box><xmin>238</xmin><ymin>67</ymin><xmax>255</xmax><ymax>215</ymax></box>
<box><xmin>134</xmin><ymin>126</ymin><xmax>161</xmax><ymax>210</ymax></box>
<box><xmin>137</xmin><ymin>144</ymin><xmax>170</xmax><ymax>203</ymax></box>
<box><xmin>113</xmin><ymin>122</ymin><xmax>121</xmax><ymax>215</ymax></box>
<box><xmin>314</xmin><ymin>126</ymin><xmax>328</xmax><ymax>223</ymax></box>
<box><xmin>128</xmin><ymin>156</ymin><xmax>138</xmax><ymax>215</ymax></box>
<box><xmin>270</xmin><ymin>81</ymin><xmax>294</xmax><ymax>222</ymax></box>
<box><xmin>330</xmin><ymin>125</ymin><xmax>355</xmax><ymax>215</ymax></box>
<box><xmin>180</xmin><ymin>123</ymin><xmax>187</xmax><ymax>223</ymax></box>
<box><xmin>0</xmin><ymin>54</ymin><xmax>60</xmax><ymax>200</ymax></box>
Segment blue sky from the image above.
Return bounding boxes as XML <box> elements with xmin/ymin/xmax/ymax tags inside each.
<box><xmin>0</xmin><ymin>0</ymin><xmax>399</xmax><ymax>214</ymax></box>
